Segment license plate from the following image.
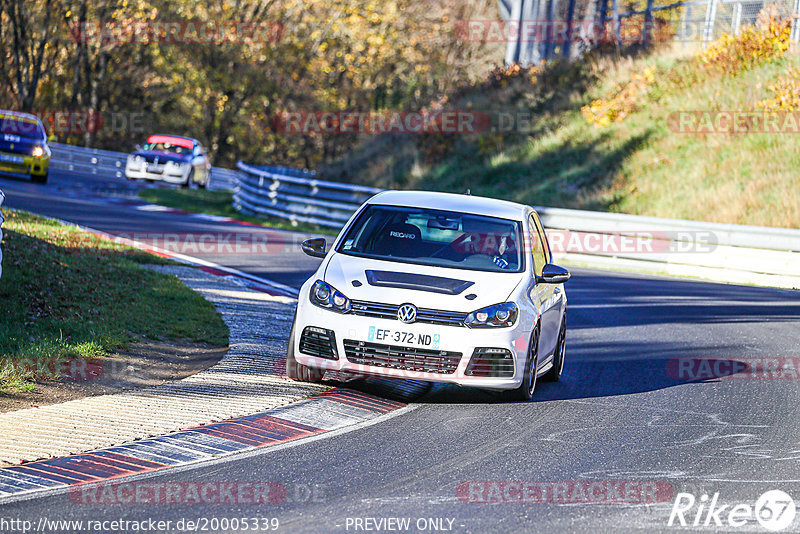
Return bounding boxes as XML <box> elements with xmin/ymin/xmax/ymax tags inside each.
<box><xmin>368</xmin><ymin>326</ymin><xmax>440</xmax><ymax>348</ymax></box>
<box><xmin>146</xmin><ymin>164</ymin><xmax>163</xmax><ymax>173</ymax></box>
<box><xmin>0</xmin><ymin>153</ymin><xmax>24</xmax><ymax>164</ymax></box>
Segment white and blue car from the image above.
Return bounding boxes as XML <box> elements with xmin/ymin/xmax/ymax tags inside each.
<box><xmin>125</xmin><ymin>134</ymin><xmax>210</xmax><ymax>188</ymax></box>
<box><xmin>288</xmin><ymin>190</ymin><xmax>569</xmax><ymax>400</ymax></box>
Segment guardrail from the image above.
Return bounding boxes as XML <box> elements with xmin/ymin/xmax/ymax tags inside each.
<box><xmin>234</xmin><ymin>162</ymin><xmax>800</xmax><ymax>289</ymax></box>
<box><xmin>49</xmin><ymin>142</ymin><xmax>240</xmax><ymax>191</ymax></box>
<box><xmin>234</xmin><ymin>161</ymin><xmax>381</xmax><ymax>228</ymax></box>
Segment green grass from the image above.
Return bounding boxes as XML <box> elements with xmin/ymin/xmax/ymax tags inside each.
<box><xmin>138</xmin><ymin>188</ymin><xmax>337</xmax><ymax>235</ymax></box>
<box><xmin>0</xmin><ymin>210</ymin><xmax>229</xmax><ymax>393</ymax></box>
<box><xmin>322</xmin><ymin>44</ymin><xmax>800</xmax><ymax>228</ymax></box>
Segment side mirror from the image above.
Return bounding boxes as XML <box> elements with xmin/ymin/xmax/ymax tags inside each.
<box><xmin>301</xmin><ymin>237</ymin><xmax>327</xmax><ymax>258</ymax></box>
<box><xmin>134</xmin><ymin>144</ymin><xmax>142</xmax><ymax>151</ymax></box>
<box><xmin>539</xmin><ymin>263</ymin><xmax>570</xmax><ymax>284</ymax></box>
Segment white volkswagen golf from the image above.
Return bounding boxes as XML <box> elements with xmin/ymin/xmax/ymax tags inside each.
<box><xmin>288</xmin><ymin>190</ymin><xmax>569</xmax><ymax>400</ymax></box>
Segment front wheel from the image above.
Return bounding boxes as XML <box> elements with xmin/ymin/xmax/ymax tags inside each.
<box><xmin>509</xmin><ymin>326</ymin><xmax>540</xmax><ymax>401</ymax></box>
<box><xmin>181</xmin><ymin>169</ymin><xmax>193</xmax><ymax>189</ymax></box>
<box><xmin>31</xmin><ymin>171</ymin><xmax>48</xmax><ymax>184</ymax></box>
<box><xmin>543</xmin><ymin>316</ymin><xmax>566</xmax><ymax>382</ymax></box>
<box><xmin>285</xmin><ymin>316</ymin><xmax>325</xmax><ymax>382</ymax></box>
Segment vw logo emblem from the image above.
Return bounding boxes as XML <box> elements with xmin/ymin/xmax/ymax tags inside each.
<box><xmin>397</xmin><ymin>303</ymin><xmax>417</xmax><ymax>324</ymax></box>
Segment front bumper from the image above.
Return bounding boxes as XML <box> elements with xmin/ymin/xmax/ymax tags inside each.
<box><xmin>125</xmin><ymin>162</ymin><xmax>190</xmax><ymax>183</ymax></box>
<box><xmin>293</xmin><ymin>300</ymin><xmax>531</xmax><ymax>390</ymax></box>
<box><xmin>0</xmin><ymin>152</ymin><xmax>49</xmax><ymax>177</ymax></box>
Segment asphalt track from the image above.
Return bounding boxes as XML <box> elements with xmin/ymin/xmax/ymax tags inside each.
<box><xmin>1</xmin><ymin>169</ymin><xmax>800</xmax><ymax>533</ymax></box>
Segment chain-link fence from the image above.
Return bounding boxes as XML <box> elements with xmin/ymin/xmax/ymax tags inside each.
<box><xmin>676</xmin><ymin>0</ymin><xmax>800</xmax><ymax>46</ymax></box>
<box><xmin>501</xmin><ymin>0</ymin><xmax>800</xmax><ymax>63</ymax></box>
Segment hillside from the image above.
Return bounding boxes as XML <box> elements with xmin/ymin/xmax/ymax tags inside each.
<box><xmin>321</xmin><ymin>20</ymin><xmax>800</xmax><ymax>228</ymax></box>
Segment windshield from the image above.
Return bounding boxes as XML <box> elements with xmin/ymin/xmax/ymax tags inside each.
<box><xmin>0</xmin><ymin>116</ymin><xmax>45</xmax><ymax>139</ymax></box>
<box><xmin>142</xmin><ymin>142</ymin><xmax>190</xmax><ymax>155</ymax></box>
<box><xmin>337</xmin><ymin>205</ymin><xmax>524</xmax><ymax>273</ymax></box>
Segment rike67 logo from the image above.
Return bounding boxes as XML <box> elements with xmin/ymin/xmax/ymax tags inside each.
<box><xmin>669</xmin><ymin>490</ymin><xmax>796</xmax><ymax>531</ymax></box>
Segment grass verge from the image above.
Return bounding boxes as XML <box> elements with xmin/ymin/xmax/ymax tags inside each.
<box><xmin>322</xmin><ymin>36</ymin><xmax>800</xmax><ymax>228</ymax></box>
<box><xmin>138</xmin><ymin>188</ymin><xmax>336</xmax><ymax>236</ymax></box>
<box><xmin>0</xmin><ymin>209</ymin><xmax>229</xmax><ymax>394</ymax></box>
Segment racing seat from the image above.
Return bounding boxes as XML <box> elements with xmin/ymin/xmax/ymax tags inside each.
<box><xmin>374</xmin><ymin>222</ymin><xmax>422</xmax><ymax>257</ymax></box>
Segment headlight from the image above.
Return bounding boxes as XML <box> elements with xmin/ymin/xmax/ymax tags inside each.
<box><xmin>31</xmin><ymin>146</ymin><xmax>45</xmax><ymax>157</ymax></box>
<box><xmin>465</xmin><ymin>302</ymin><xmax>518</xmax><ymax>328</ymax></box>
<box><xmin>310</xmin><ymin>280</ymin><xmax>351</xmax><ymax>313</ymax></box>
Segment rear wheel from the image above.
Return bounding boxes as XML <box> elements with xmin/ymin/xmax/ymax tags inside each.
<box><xmin>509</xmin><ymin>325</ymin><xmax>540</xmax><ymax>401</ymax></box>
<box><xmin>543</xmin><ymin>316</ymin><xmax>566</xmax><ymax>382</ymax></box>
<box><xmin>286</xmin><ymin>316</ymin><xmax>325</xmax><ymax>382</ymax></box>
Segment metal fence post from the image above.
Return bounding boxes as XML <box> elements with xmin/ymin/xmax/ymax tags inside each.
<box><xmin>597</xmin><ymin>0</ymin><xmax>609</xmax><ymax>45</ymax></box>
<box><xmin>702</xmin><ymin>0</ymin><xmax>719</xmax><ymax>47</ymax></box>
<box><xmin>563</xmin><ymin>0</ymin><xmax>577</xmax><ymax>57</ymax></box>
<box><xmin>731</xmin><ymin>3</ymin><xmax>742</xmax><ymax>35</ymax></box>
<box><xmin>644</xmin><ymin>0</ymin><xmax>655</xmax><ymax>45</ymax></box>
<box><xmin>612</xmin><ymin>0</ymin><xmax>621</xmax><ymax>45</ymax></box>
<box><xmin>545</xmin><ymin>0</ymin><xmax>558</xmax><ymax>59</ymax></box>
<box><xmin>791</xmin><ymin>0</ymin><xmax>800</xmax><ymax>42</ymax></box>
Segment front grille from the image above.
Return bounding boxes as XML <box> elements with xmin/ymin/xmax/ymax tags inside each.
<box><xmin>465</xmin><ymin>348</ymin><xmax>515</xmax><ymax>377</ymax></box>
<box><xmin>299</xmin><ymin>326</ymin><xmax>338</xmax><ymax>360</ymax></box>
<box><xmin>350</xmin><ymin>300</ymin><xmax>468</xmax><ymax>326</ymax></box>
<box><xmin>343</xmin><ymin>339</ymin><xmax>462</xmax><ymax>374</ymax></box>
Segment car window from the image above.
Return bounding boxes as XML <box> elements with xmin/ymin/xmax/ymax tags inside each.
<box><xmin>143</xmin><ymin>142</ymin><xmax>189</xmax><ymax>155</ymax></box>
<box><xmin>338</xmin><ymin>205</ymin><xmax>524</xmax><ymax>273</ymax></box>
<box><xmin>528</xmin><ymin>215</ymin><xmax>547</xmax><ymax>277</ymax></box>
<box><xmin>0</xmin><ymin>116</ymin><xmax>45</xmax><ymax>139</ymax></box>
<box><xmin>531</xmin><ymin>212</ymin><xmax>551</xmax><ymax>264</ymax></box>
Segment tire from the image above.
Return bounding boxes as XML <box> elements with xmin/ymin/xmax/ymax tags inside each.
<box><xmin>181</xmin><ymin>169</ymin><xmax>193</xmax><ymax>189</ymax></box>
<box><xmin>509</xmin><ymin>325</ymin><xmax>540</xmax><ymax>401</ymax></box>
<box><xmin>543</xmin><ymin>315</ymin><xmax>566</xmax><ymax>382</ymax></box>
<box><xmin>286</xmin><ymin>316</ymin><xmax>325</xmax><ymax>382</ymax></box>
<box><xmin>31</xmin><ymin>171</ymin><xmax>48</xmax><ymax>184</ymax></box>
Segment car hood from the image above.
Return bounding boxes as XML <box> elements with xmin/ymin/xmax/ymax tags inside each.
<box><xmin>322</xmin><ymin>252</ymin><xmax>524</xmax><ymax>311</ymax></box>
<box><xmin>131</xmin><ymin>149</ymin><xmax>191</xmax><ymax>164</ymax></box>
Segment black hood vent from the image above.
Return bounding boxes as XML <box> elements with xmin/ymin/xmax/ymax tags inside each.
<box><xmin>365</xmin><ymin>270</ymin><xmax>474</xmax><ymax>295</ymax></box>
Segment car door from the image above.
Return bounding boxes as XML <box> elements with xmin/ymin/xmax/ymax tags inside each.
<box><xmin>528</xmin><ymin>213</ymin><xmax>559</xmax><ymax>360</ymax></box>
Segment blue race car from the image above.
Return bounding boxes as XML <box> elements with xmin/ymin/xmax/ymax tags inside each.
<box><xmin>0</xmin><ymin>111</ymin><xmax>51</xmax><ymax>184</ymax></box>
